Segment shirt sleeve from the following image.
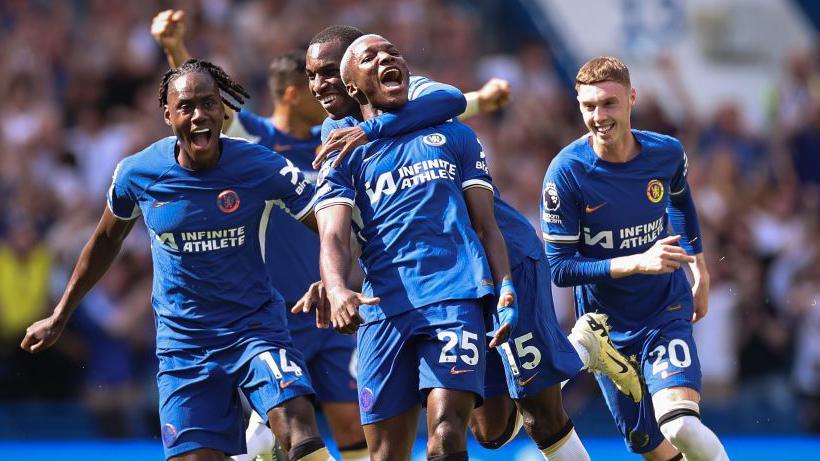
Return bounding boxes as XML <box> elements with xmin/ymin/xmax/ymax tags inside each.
<box><xmin>668</xmin><ymin>145</ymin><xmax>703</xmax><ymax>254</ymax></box>
<box><xmin>321</xmin><ymin>116</ymin><xmax>357</xmax><ymax>142</ymax></box>
<box><xmin>314</xmin><ymin>153</ymin><xmax>356</xmax><ymax>212</ymax></box>
<box><xmin>540</xmin><ymin>161</ymin><xmax>611</xmax><ymax>286</ymax></box>
<box><xmin>358</xmin><ymin>76</ymin><xmax>466</xmax><ymax>140</ymax></box>
<box><xmin>106</xmin><ymin>160</ymin><xmax>142</xmax><ymax>220</ymax></box>
<box><xmin>224</xmin><ymin>110</ymin><xmax>267</xmax><ymax>143</ymax></box>
<box><xmin>453</xmin><ymin>127</ymin><xmax>494</xmax><ymax>193</ymax></box>
<box><xmin>261</xmin><ymin>152</ymin><xmax>317</xmax><ymax>221</ymax></box>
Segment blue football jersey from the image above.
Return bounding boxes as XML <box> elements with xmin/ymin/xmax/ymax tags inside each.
<box><xmin>541</xmin><ymin>130</ymin><xmax>694</xmax><ymax>345</ymax></box>
<box><xmin>107</xmin><ymin>136</ymin><xmax>315</xmax><ymax>349</ymax></box>
<box><xmin>315</xmin><ymin>122</ymin><xmax>495</xmax><ymax>322</ymax></box>
<box><xmin>226</xmin><ymin>111</ymin><xmax>322</xmax><ymax>306</ymax></box>
<box><xmin>320</xmin><ymin>77</ymin><xmax>542</xmax><ymax>267</ymax></box>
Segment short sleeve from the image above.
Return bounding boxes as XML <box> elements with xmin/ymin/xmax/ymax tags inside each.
<box><xmin>454</xmin><ymin>128</ymin><xmax>494</xmax><ymax>193</ymax></box>
<box><xmin>224</xmin><ymin>110</ymin><xmax>267</xmax><ymax>143</ymax></box>
<box><xmin>314</xmin><ymin>153</ymin><xmax>356</xmax><ymax>212</ymax></box>
<box><xmin>263</xmin><ymin>153</ymin><xmax>317</xmax><ymax>221</ymax></box>
<box><xmin>670</xmin><ymin>144</ymin><xmax>689</xmax><ymax>195</ymax></box>
<box><xmin>107</xmin><ymin>160</ymin><xmax>141</xmax><ymax>220</ymax></box>
<box><xmin>540</xmin><ymin>162</ymin><xmax>581</xmax><ymax>245</ymax></box>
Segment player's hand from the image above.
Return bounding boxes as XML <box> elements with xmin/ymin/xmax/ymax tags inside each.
<box><xmin>477</xmin><ymin>78</ymin><xmax>511</xmax><ymax>113</ymax></box>
<box><xmin>326</xmin><ymin>286</ymin><xmax>379</xmax><ymax>335</ymax></box>
<box><xmin>150</xmin><ymin>9</ymin><xmax>185</xmax><ymax>51</ymax></box>
<box><xmin>313</xmin><ymin>127</ymin><xmax>369</xmax><ymax>169</ymax></box>
<box><xmin>489</xmin><ymin>278</ymin><xmax>518</xmax><ymax>349</ymax></box>
<box><xmin>633</xmin><ymin>235</ymin><xmax>695</xmax><ymax>275</ymax></box>
<box><xmin>291</xmin><ymin>281</ymin><xmax>331</xmax><ymax>328</ymax></box>
<box><xmin>20</xmin><ymin>315</ymin><xmax>65</xmax><ymax>354</ymax></box>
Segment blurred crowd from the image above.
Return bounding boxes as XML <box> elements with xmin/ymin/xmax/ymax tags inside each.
<box><xmin>0</xmin><ymin>0</ymin><xmax>818</xmax><ymax>439</ymax></box>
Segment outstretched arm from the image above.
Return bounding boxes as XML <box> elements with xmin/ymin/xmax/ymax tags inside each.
<box><xmin>21</xmin><ymin>208</ymin><xmax>136</xmax><ymax>353</ymax></box>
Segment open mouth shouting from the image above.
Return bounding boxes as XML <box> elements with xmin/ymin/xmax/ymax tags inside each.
<box><xmin>190</xmin><ymin>127</ymin><xmax>213</xmax><ymax>150</ymax></box>
<box><xmin>379</xmin><ymin>66</ymin><xmax>404</xmax><ymax>89</ymax></box>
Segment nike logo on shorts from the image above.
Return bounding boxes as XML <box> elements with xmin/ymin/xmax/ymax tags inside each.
<box><xmin>449</xmin><ymin>366</ymin><xmax>474</xmax><ymax>375</ymax></box>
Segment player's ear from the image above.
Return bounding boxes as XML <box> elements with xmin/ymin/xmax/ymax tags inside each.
<box><xmin>629</xmin><ymin>87</ymin><xmax>637</xmax><ymax>107</ymax></box>
<box><xmin>283</xmin><ymin>85</ymin><xmax>299</xmax><ymax>104</ymax></box>
<box><xmin>163</xmin><ymin>105</ymin><xmax>172</xmax><ymax>127</ymax></box>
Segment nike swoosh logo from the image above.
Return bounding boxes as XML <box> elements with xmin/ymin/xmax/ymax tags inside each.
<box><xmin>661</xmin><ymin>370</ymin><xmax>684</xmax><ymax>379</ymax></box>
<box><xmin>585</xmin><ymin>202</ymin><xmax>607</xmax><ymax>213</ymax></box>
<box><xmin>518</xmin><ymin>371</ymin><xmax>540</xmax><ymax>387</ymax></box>
<box><xmin>279</xmin><ymin>380</ymin><xmax>296</xmax><ymax>389</ymax></box>
<box><xmin>607</xmin><ymin>352</ymin><xmax>629</xmax><ymax>374</ymax></box>
<box><xmin>450</xmin><ymin>366</ymin><xmax>474</xmax><ymax>375</ymax></box>
<box><xmin>152</xmin><ymin>201</ymin><xmax>171</xmax><ymax>208</ymax></box>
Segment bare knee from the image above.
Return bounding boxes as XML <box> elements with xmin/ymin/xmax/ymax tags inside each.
<box><xmin>267</xmin><ymin>396</ymin><xmax>320</xmax><ymax>451</ymax></box>
<box><xmin>517</xmin><ymin>387</ymin><xmax>569</xmax><ymax>445</ymax></box>
<box><xmin>468</xmin><ymin>396</ymin><xmax>515</xmax><ymax>444</ymax></box>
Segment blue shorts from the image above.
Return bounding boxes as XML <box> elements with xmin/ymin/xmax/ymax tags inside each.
<box><xmin>485</xmin><ymin>255</ymin><xmax>584</xmax><ymax>399</ymax></box>
<box><xmin>356</xmin><ymin>299</ymin><xmax>487</xmax><ymax>424</ymax></box>
<box><xmin>597</xmin><ymin>318</ymin><xmax>702</xmax><ymax>453</ymax></box>
<box><xmin>287</xmin><ymin>308</ymin><xmax>358</xmax><ymax>403</ymax></box>
<box><xmin>156</xmin><ymin>337</ymin><xmax>314</xmax><ymax>459</ymax></box>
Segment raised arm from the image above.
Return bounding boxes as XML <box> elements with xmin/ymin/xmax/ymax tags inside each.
<box><xmin>151</xmin><ymin>9</ymin><xmax>237</xmax><ymax>132</ymax></box>
<box><xmin>21</xmin><ymin>208</ymin><xmax>136</xmax><ymax>353</ymax></box>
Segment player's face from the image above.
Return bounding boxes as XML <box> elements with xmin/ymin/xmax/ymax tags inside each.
<box><xmin>294</xmin><ymin>81</ymin><xmax>329</xmax><ymax>125</ymax></box>
<box><xmin>164</xmin><ymin>72</ymin><xmax>224</xmax><ymax>159</ymax></box>
<box><xmin>306</xmin><ymin>41</ymin><xmax>361</xmax><ymax>119</ymax></box>
<box><xmin>345</xmin><ymin>36</ymin><xmax>409</xmax><ymax>109</ymax></box>
<box><xmin>577</xmin><ymin>81</ymin><xmax>635</xmax><ymax>147</ymax></box>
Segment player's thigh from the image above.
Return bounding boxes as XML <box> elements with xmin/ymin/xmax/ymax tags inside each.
<box><xmin>469</xmin><ymin>393</ymin><xmax>516</xmax><ymax>441</ymax></box>
<box><xmin>515</xmin><ymin>384</ymin><xmax>568</xmax><ymax>434</ymax></box>
<box><xmin>499</xmin><ymin>256</ymin><xmax>584</xmax><ymax>398</ymax></box>
<box><xmin>157</xmin><ymin>349</ymin><xmax>245</xmax><ymax>458</ymax></box>
<box><xmin>323</xmin><ymin>401</ymin><xmax>365</xmax><ymax>446</ymax></box>
<box><xmin>356</xmin><ymin>315</ymin><xmax>421</xmax><ymax>425</ymax></box>
<box><xmin>265</xmin><ymin>395</ymin><xmax>320</xmax><ymax>451</ymax></box>
<box><xmin>363</xmin><ymin>406</ymin><xmax>421</xmax><ymax>461</ymax></box>
<box><xmin>595</xmin><ymin>373</ymin><xmax>666</xmax><ymax>454</ymax></box>
<box><xmin>416</xmin><ymin>299</ymin><xmax>486</xmax><ymax>401</ymax></box>
<box><xmin>642</xmin><ymin>320</ymin><xmax>702</xmax><ymax>397</ymax></box>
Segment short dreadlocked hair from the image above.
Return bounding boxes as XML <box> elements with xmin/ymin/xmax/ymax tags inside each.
<box><xmin>158</xmin><ymin>59</ymin><xmax>250</xmax><ymax>112</ymax></box>
<box><xmin>267</xmin><ymin>50</ymin><xmax>308</xmax><ymax>102</ymax></box>
<box><xmin>308</xmin><ymin>25</ymin><xmax>364</xmax><ymax>51</ymax></box>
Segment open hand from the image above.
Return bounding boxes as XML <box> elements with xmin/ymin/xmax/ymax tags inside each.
<box><xmin>313</xmin><ymin>126</ymin><xmax>369</xmax><ymax>169</ymax></box>
<box><xmin>326</xmin><ymin>286</ymin><xmax>380</xmax><ymax>335</ymax></box>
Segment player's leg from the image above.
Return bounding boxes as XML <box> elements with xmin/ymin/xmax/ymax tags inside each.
<box><xmin>363</xmin><ymin>406</ymin><xmax>421</xmax><ymax>461</ymax></box>
<box><xmin>417</xmin><ymin>300</ymin><xmax>487</xmax><ymax>460</ymax></box>
<box><xmin>307</xmin><ymin>336</ymin><xmax>367</xmax><ymax>460</ymax></box>
<box><xmin>230</xmin><ymin>396</ymin><xmax>283</xmax><ymax>461</ymax></box>
<box><xmin>495</xmin><ymin>255</ymin><xmax>589</xmax><ymax>459</ymax></box>
<box><xmin>240</xmin><ymin>347</ymin><xmax>335</xmax><ymax>461</ymax></box>
<box><xmin>643</xmin><ymin>320</ymin><xmax>729</xmax><ymax>461</ymax></box>
<box><xmin>356</xmin><ymin>313</ymin><xmax>424</xmax><ymax>460</ymax></box>
<box><xmin>323</xmin><ymin>402</ymin><xmax>368</xmax><ymax>460</ymax></box>
<box><xmin>426</xmin><ymin>388</ymin><xmax>477</xmax><ymax>459</ymax></box>
<box><xmin>515</xmin><ymin>385</ymin><xmax>588</xmax><ymax>460</ymax></box>
<box><xmin>468</xmin><ymin>394</ymin><xmax>520</xmax><ymax>448</ymax></box>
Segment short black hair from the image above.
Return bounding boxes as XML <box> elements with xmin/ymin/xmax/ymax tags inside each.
<box><xmin>308</xmin><ymin>25</ymin><xmax>364</xmax><ymax>50</ymax></box>
<box><xmin>267</xmin><ymin>50</ymin><xmax>308</xmax><ymax>101</ymax></box>
<box><xmin>158</xmin><ymin>59</ymin><xmax>249</xmax><ymax>112</ymax></box>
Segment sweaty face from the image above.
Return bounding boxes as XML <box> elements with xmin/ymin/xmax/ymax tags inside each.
<box><xmin>164</xmin><ymin>72</ymin><xmax>224</xmax><ymax>160</ymax></box>
<box><xmin>306</xmin><ymin>41</ymin><xmax>361</xmax><ymax>119</ymax></box>
<box><xmin>577</xmin><ymin>81</ymin><xmax>635</xmax><ymax>148</ymax></box>
<box><xmin>344</xmin><ymin>36</ymin><xmax>409</xmax><ymax>110</ymax></box>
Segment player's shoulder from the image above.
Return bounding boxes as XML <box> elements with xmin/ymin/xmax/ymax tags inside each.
<box><xmin>321</xmin><ymin>115</ymin><xmax>357</xmax><ymax>140</ymax></box>
<box><xmin>549</xmin><ymin>134</ymin><xmax>592</xmax><ymax>173</ymax></box>
<box><xmin>116</xmin><ymin>136</ymin><xmax>175</xmax><ymax>175</ymax></box>
<box><xmin>635</xmin><ymin>129</ymin><xmax>684</xmax><ymax>156</ymax></box>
